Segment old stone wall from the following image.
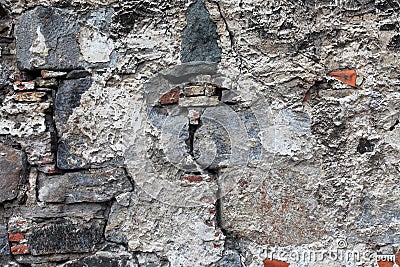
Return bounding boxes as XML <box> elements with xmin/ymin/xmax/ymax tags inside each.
<box><xmin>0</xmin><ymin>0</ymin><xmax>400</xmax><ymax>266</ymax></box>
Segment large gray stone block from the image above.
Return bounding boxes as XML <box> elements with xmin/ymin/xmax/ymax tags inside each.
<box><xmin>0</xmin><ymin>143</ymin><xmax>25</xmax><ymax>203</ymax></box>
<box><xmin>29</xmin><ymin>219</ymin><xmax>104</xmax><ymax>255</ymax></box>
<box><xmin>55</xmin><ymin>78</ymin><xmax>92</xmax><ymax>137</ymax></box>
<box><xmin>15</xmin><ymin>7</ymin><xmax>115</xmax><ymax>71</ymax></box>
<box><xmin>38</xmin><ymin>167</ymin><xmax>133</xmax><ymax>203</ymax></box>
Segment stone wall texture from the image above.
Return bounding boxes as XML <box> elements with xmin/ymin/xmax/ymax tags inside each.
<box><xmin>0</xmin><ymin>0</ymin><xmax>400</xmax><ymax>266</ymax></box>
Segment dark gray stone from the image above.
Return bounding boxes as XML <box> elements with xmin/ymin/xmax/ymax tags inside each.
<box><xmin>0</xmin><ymin>60</ymin><xmax>9</xmax><ymax>90</ymax></box>
<box><xmin>15</xmin><ymin>7</ymin><xmax>114</xmax><ymax>71</ymax></box>
<box><xmin>57</xmin><ymin>135</ymin><xmax>125</xmax><ymax>170</ymax></box>
<box><xmin>57</xmin><ymin>135</ymin><xmax>86</xmax><ymax>170</ymax></box>
<box><xmin>181</xmin><ymin>0</ymin><xmax>221</xmax><ymax>63</ymax></box>
<box><xmin>0</xmin><ymin>143</ymin><xmax>24</xmax><ymax>203</ymax></box>
<box><xmin>66</xmin><ymin>70</ymin><xmax>91</xmax><ymax>79</ymax></box>
<box><xmin>55</xmin><ymin>78</ymin><xmax>92</xmax><ymax>137</ymax></box>
<box><xmin>38</xmin><ymin>167</ymin><xmax>133</xmax><ymax>203</ymax></box>
<box><xmin>62</xmin><ymin>253</ymin><xmax>137</xmax><ymax>267</ymax></box>
<box><xmin>29</xmin><ymin>219</ymin><xmax>104</xmax><ymax>255</ymax></box>
<box><xmin>0</xmin><ymin>225</ymin><xmax>10</xmax><ymax>256</ymax></box>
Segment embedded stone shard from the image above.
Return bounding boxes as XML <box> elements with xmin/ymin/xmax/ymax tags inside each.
<box><xmin>0</xmin><ymin>143</ymin><xmax>24</xmax><ymax>203</ymax></box>
<box><xmin>15</xmin><ymin>6</ymin><xmax>114</xmax><ymax>71</ymax></box>
<box><xmin>181</xmin><ymin>0</ymin><xmax>221</xmax><ymax>63</ymax></box>
<box><xmin>38</xmin><ymin>167</ymin><xmax>132</xmax><ymax>203</ymax></box>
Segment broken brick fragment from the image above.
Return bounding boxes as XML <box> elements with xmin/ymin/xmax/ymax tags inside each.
<box><xmin>329</xmin><ymin>69</ymin><xmax>357</xmax><ymax>88</ymax></box>
<box><xmin>188</xmin><ymin>110</ymin><xmax>200</xmax><ymax>125</ymax></box>
<box><xmin>263</xmin><ymin>259</ymin><xmax>290</xmax><ymax>267</ymax></box>
<box><xmin>377</xmin><ymin>260</ymin><xmax>394</xmax><ymax>267</ymax></box>
<box><xmin>12</xmin><ymin>92</ymin><xmax>47</xmax><ymax>102</ymax></box>
<box><xmin>8</xmin><ymin>232</ymin><xmax>25</xmax><ymax>242</ymax></box>
<box><xmin>13</xmin><ymin>81</ymin><xmax>35</xmax><ymax>91</ymax></box>
<box><xmin>181</xmin><ymin>175</ymin><xmax>204</xmax><ymax>182</ymax></box>
<box><xmin>160</xmin><ymin>87</ymin><xmax>180</xmax><ymax>105</ymax></box>
<box><xmin>11</xmin><ymin>245</ymin><xmax>28</xmax><ymax>255</ymax></box>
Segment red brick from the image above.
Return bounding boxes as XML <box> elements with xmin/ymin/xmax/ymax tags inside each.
<box><xmin>264</xmin><ymin>259</ymin><xmax>290</xmax><ymax>267</ymax></box>
<box><xmin>11</xmin><ymin>245</ymin><xmax>28</xmax><ymax>255</ymax></box>
<box><xmin>181</xmin><ymin>175</ymin><xmax>204</xmax><ymax>183</ymax></box>
<box><xmin>377</xmin><ymin>260</ymin><xmax>394</xmax><ymax>267</ymax></box>
<box><xmin>8</xmin><ymin>233</ymin><xmax>25</xmax><ymax>242</ymax></box>
<box><xmin>396</xmin><ymin>250</ymin><xmax>400</xmax><ymax>265</ymax></box>
<box><xmin>160</xmin><ymin>87</ymin><xmax>180</xmax><ymax>105</ymax></box>
<box><xmin>328</xmin><ymin>69</ymin><xmax>357</xmax><ymax>88</ymax></box>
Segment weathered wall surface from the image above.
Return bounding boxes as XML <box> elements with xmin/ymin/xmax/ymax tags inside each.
<box><xmin>0</xmin><ymin>0</ymin><xmax>400</xmax><ymax>266</ymax></box>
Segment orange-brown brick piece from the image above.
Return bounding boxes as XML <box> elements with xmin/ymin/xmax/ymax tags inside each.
<box><xmin>329</xmin><ymin>69</ymin><xmax>357</xmax><ymax>88</ymax></box>
<box><xmin>11</xmin><ymin>245</ymin><xmax>28</xmax><ymax>255</ymax></box>
<box><xmin>160</xmin><ymin>87</ymin><xmax>180</xmax><ymax>105</ymax></box>
<box><xmin>8</xmin><ymin>232</ymin><xmax>25</xmax><ymax>242</ymax></box>
<box><xmin>377</xmin><ymin>260</ymin><xmax>395</xmax><ymax>267</ymax></box>
<box><xmin>264</xmin><ymin>259</ymin><xmax>290</xmax><ymax>267</ymax></box>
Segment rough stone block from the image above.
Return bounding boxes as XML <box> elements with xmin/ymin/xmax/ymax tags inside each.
<box><xmin>29</xmin><ymin>220</ymin><xmax>104</xmax><ymax>255</ymax></box>
<box><xmin>61</xmin><ymin>251</ymin><xmax>138</xmax><ymax>267</ymax></box>
<box><xmin>0</xmin><ymin>144</ymin><xmax>24</xmax><ymax>203</ymax></box>
<box><xmin>38</xmin><ymin>167</ymin><xmax>133</xmax><ymax>203</ymax></box>
<box><xmin>179</xmin><ymin>96</ymin><xmax>219</xmax><ymax>107</ymax></box>
<box><xmin>15</xmin><ymin>6</ymin><xmax>115</xmax><ymax>71</ymax></box>
<box><xmin>36</xmin><ymin>78</ymin><xmax>58</xmax><ymax>88</ymax></box>
<box><xmin>65</xmin><ymin>70</ymin><xmax>91</xmax><ymax>79</ymax></box>
<box><xmin>41</xmin><ymin>70</ymin><xmax>67</xmax><ymax>79</ymax></box>
<box><xmin>184</xmin><ymin>85</ymin><xmax>205</xmax><ymax>96</ymax></box>
<box><xmin>55</xmin><ymin>78</ymin><xmax>92</xmax><ymax>137</ymax></box>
